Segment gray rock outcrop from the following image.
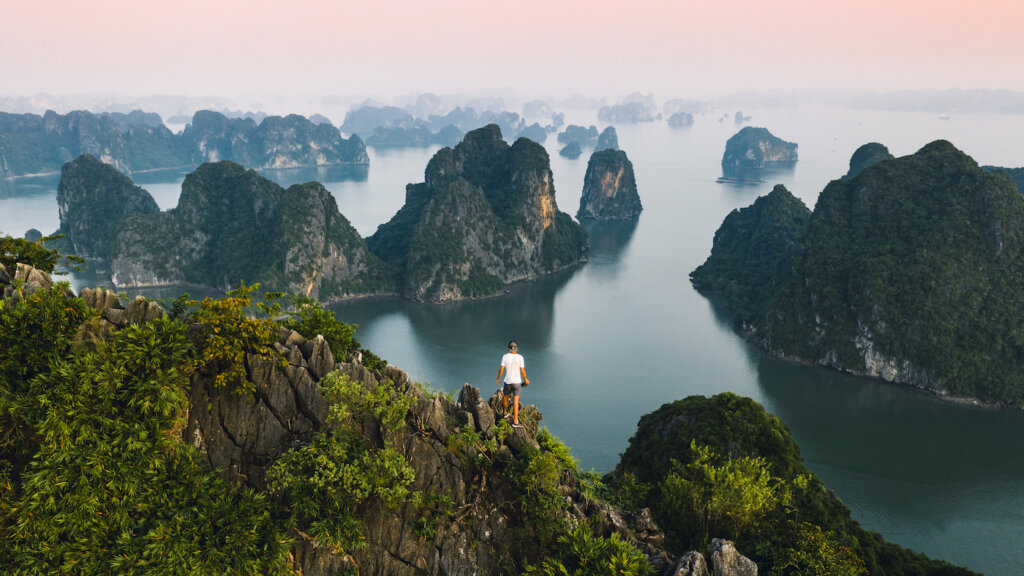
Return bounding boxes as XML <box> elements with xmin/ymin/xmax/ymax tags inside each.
<box><xmin>578</xmin><ymin>149</ymin><xmax>642</xmax><ymax>220</ymax></box>
<box><xmin>671</xmin><ymin>551</ymin><xmax>710</xmax><ymax>576</ymax></box>
<box><xmin>0</xmin><ymin>262</ymin><xmax>65</xmax><ymax>301</ymax></box>
<box><xmin>709</xmin><ymin>539</ymin><xmax>758</xmax><ymax>576</ymax></box>
<box><xmin>182</xmin><ymin>323</ymin><xmax>671</xmax><ymax>576</ymax></box>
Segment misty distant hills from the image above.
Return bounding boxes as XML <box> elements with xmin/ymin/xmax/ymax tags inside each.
<box><xmin>0</xmin><ymin>109</ymin><xmax>367</xmax><ymax>179</ymax></box>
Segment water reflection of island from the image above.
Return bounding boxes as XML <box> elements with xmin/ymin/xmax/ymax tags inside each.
<box><xmin>257</xmin><ymin>164</ymin><xmax>368</xmax><ymax>188</ymax></box>
<box><xmin>580</xmin><ymin>219</ymin><xmax>638</xmax><ymax>259</ymax></box>
<box><xmin>330</xmin><ymin>265</ymin><xmax>580</xmax><ymax>351</ymax></box>
<box><xmin>718</xmin><ymin>163</ymin><xmax>796</xmax><ymax>187</ymax></box>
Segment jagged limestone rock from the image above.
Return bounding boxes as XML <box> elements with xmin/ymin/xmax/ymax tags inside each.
<box><xmin>709</xmin><ymin>539</ymin><xmax>758</xmax><ymax>576</ymax></box>
<box><xmin>367</xmin><ymin>124</ymin><xmax>588</xmax><ymax>302</ymax></box>
<box><xmin>80</xmin><ymin>286</ymin><xmax>123</xmax><ymax>312</ymax></box>
<box><xmin>577</xmin><ymin>149</ymin><xmax>642</xmax><ymax>220</ymax></box>
<box><xmin>671</xmin><ymin>551</ymin><xmax>710</xmax><ymax>576</ymax></box>
<box><xmin>123</xmin><ymin>295</ymin><xmax>165</xmax><ymax>325</ymax></box>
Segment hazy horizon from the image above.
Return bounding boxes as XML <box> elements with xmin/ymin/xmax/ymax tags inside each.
<box><xmin>5</xmin><ymin>0</ymin><xmax>1023</xmax><ymax>106</ymax></box>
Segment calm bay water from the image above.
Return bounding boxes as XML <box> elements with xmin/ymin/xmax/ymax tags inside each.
<box><xmin>2</xmin><ymin>106</ymin><xmax>1023</xmax><ymax>574</ymax></box>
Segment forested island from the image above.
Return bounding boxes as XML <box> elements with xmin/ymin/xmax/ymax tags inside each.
<box><xmin>0</xmin><ymin>238</ymin><xmax>975</xmax><ymax>575</ymax></box>
<box><xmin>693</xmin><ymin>140</ymin><xmax>1024</xmax><ymax>406</ymax></box>
<box><xmin>54</xmin><ymin>125</ymin><xmax>587</xmax><ymax>303</ymax></box>
<box><xmin>366</xmin><ymin>124</ymin><xmax>588</xmax><ymax>301</ymax></box>
<box><xmin>721</xmin><ymin>127</ymin><xmax>798</xmax><ymax>170</ymax></box>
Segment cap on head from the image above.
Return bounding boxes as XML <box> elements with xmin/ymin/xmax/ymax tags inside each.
<box><xmin>508</xmin><ymin>340</ymin><xmax>518</xmax><ymax>351</ymax></box>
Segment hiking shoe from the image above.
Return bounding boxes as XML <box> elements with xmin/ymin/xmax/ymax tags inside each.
<box><xmin>513</xmin><ymin>422</ymin><xmax>523</xmax><ymax>428</ymax></box>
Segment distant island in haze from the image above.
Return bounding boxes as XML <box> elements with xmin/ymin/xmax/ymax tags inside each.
<box><xmin>0</xmin><ymin>109</ymin><xmax>368</xmax><ymax>179</ymax></box>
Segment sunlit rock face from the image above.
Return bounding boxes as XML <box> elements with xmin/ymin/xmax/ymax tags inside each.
<box><xmin>367</xmin><ymin>124</ymin><xmax>588</xmax><ymax>302</ymax></box>
<box><xmin>577</xmin><ymin>149</ymin><xmax>641</xmax><ymax>221</ymax></box>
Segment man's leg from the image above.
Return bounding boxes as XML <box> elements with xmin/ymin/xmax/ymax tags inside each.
<box><xmin>513</xmin><ymin>395</ymin><xmax>520</xmax><ymax>425</ymax></box>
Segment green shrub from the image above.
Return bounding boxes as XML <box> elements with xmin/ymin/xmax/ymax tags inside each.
<box><xmin>509</xmin><ymin>430</ymin><xmax>580</xmax><ymax>547</ymax></box>
<box><xmin>660</xmin><ymin>441</ymin><xmax>794</xmax><ymax>548</ymax></box>
<box><xmin>524</xmin><ymin>524</ymin><xmax>654</xmax><ymax>576</ymax></box>
<box><xmin>0</xmin><ymin>284</ymin><xmax>95</xmax><ymax>468</ymax></box>
<box><xmin>267</xmin><ymin>371</ymin><xmax>416</xmax><ymax>554</ymax></box>
<box><xmin>181</xmin><ymin>282</ymin><xmax>285</xmax><ymax>392</ymax></box>
<box><xmin>771</xmin><ymin>522</ymin><xmax>867</xmax><ymax>576</ymax></box>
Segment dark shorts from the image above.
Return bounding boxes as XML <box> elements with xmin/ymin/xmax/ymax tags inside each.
<box><xmin>503</xmin><ymin>382</ymin><xmax>522</xmax><ymax>397</ymax></box>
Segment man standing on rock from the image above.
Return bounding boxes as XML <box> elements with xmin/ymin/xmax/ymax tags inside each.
<box><xmin>497</xmin><ymin>340</ymin><xmax>529</xmax><ymax>427</ymax></box>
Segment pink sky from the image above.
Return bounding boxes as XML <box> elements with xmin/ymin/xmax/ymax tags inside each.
<box><xmin>3</xmin><ymin>0</ymin><xmax>1022</xmax><ymax>100</ymax></box>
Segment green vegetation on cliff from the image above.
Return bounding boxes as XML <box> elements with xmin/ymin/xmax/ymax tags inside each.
<box><xmin>611</xmin><ymin>393</ymin><xmax>975</xmax><ymax>576</ymax></box>
<box><xmin>0</xmin><ymin>288</ymin><xmax>292</xmax><ymax>574</ymax></box>
<box><xmin>696</xmin><ymin>141</ymin><xmax>1024</xmax><ymax>405</ymax></box>
<box><xmin>690</xmin><ymin>184</ymin><xmax>810</xmax><ymax>326</ymax></box>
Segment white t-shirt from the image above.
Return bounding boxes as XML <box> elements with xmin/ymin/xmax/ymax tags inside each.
<box><xmin>501</xmin><ymin>352</ymin><xmax>525</xmax><ymax>384</ymax></box>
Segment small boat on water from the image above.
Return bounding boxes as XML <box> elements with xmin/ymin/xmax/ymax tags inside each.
<box><xmin>716</xmin><ymin>176</ymin><xmax>766</xmax><ymax>185</ymax></box>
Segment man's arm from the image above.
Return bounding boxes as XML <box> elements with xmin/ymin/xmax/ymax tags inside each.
<box><xmin>497</xmin><ymin>366</ymin><xmax>504</xmax><ymax>386</ymax></box>
<box><xmin>520</xmin><ymin>367</ymin><xmax>529</xmax><ymax>386</ymax></box>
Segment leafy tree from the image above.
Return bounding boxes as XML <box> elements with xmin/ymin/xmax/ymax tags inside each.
<box><xmin>0</xmin><ymin>233</ymin><xmax>84</xmax><ymax>274</ymax></box>
<box><xmin>180</xmin><ymin>282</ymin><xmax>284</xmax><ymax>392</ymax></box>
